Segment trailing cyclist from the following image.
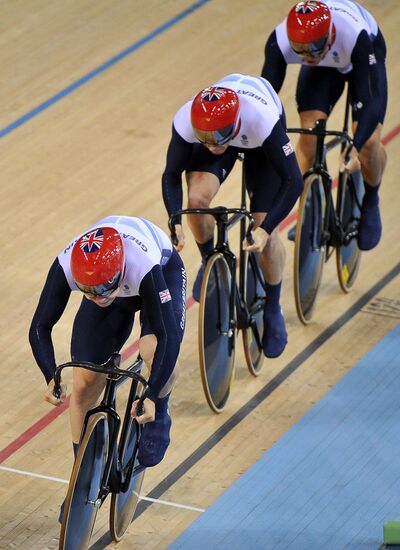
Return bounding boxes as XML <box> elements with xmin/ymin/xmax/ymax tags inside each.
<box><xmin>162</xmin><ymin>72</ymin><xmax>303</xmax><ymax>359</ymax></box>
<box><xmin>261</xmin><ymin>0</ymin><xmax>387</xmax><ymax>251</ymax></box>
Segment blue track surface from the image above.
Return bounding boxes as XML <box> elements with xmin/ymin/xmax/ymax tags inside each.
<box><xmin>170</xmin><ymin>324</ymin><xmax>400</xmax><ymax>549</ymax></box>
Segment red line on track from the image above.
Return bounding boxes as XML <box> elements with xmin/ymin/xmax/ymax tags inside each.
<box><xmin>1</xmin><ymin>124</ymin><xmax>398</xmax><ymax>465</ymax></box>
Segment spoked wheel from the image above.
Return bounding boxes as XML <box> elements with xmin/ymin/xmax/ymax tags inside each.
<box><xmin>336</xmin><ymin>171</ymin><xmax>364</xmax><ymax>292</ymax></box>
<box><xmin>242</xmin><ymin>252</ymin><xmax>265</xmax><ymax>376</ymax></box>
<box><xmin>59</xmin><ymin>413</ymin><xmax>109</xmax><ymax>550</ymax></box>
<box><xmin>110</xmin><ymin>418</ymin><xmax>145</xmax><ymax>542</ymax></box>
<box><xmin>293</xmin><ymin>174</ymin><xmax>327</xmax><ymax>324</ymax></box>
<box><xmin>198</xmin><ymin>252</ymin><xmax>236</xmax><ymax>413</ymax></box>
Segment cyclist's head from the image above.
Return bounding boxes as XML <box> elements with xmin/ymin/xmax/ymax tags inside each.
<box><xmin>191</xmin><ymin>86</ymin><xmax>240</xmax><ymax>146</ymax></box>
<box><xmin>287</xmin><ymin>1</ymin><xmax>332</xmax><ymax>59</ymax></box>
<box><xmin>71</xmin><ymin>227</ymin><xmax>124</xmax><ymax>297</ymax></box>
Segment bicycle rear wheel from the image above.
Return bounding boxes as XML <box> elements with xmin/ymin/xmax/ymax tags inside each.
<box><xmin>110</xmin><ymin>419</ymin><xmax>145</xmax><ymax>542</ymax></box>
<box><xmin>198</xmin><ymin>252</ymin><xmax>236</xmax><ymax>413</ymax></box>
<box><xmin>242</xmin><ymin>252</ymin><xmax>265</xmax><ymax>376</ymax></box>
<box><xmin>293</xmin><ymin>174</ymin><xmax>327</xmax><ymax>324</ymax></box>
<box><xmin>59</xmin><ymin>412</ymin><xmax>108</xmax><ymax>550</ymax></box>
<box><xmin>336</xmin><ymin>171</ymin><xmax>364</xmax><ymax>292</ymax></box>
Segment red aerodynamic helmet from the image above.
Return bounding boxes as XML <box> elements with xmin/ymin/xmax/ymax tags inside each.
<box><xmin>191</xmin><ymin>86</ymin><xmax>240</xmax><ymax>146</ymax></box>
<box><xmin>70</xmin><ymin>227</ymin><xmax>124</xmax><ymax>296</ymax></box>
<box><xmin>287</xmin><ymin>1</ymin><xmax>332</xmax><ymax>57</ymax></box>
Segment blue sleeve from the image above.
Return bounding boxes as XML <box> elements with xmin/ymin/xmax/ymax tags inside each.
<box><xmin>350</xmin><ymin>31</ymin><xmax>381</xmax><ymax>151</ymax></box>
<box><xmin>260</xmin><ymin>121</ymin><xmax>304</xmax><ymax>235</ymax></box>
<box><xmin>261</xmin><ymin>30</ymin><xmax>287</xmax><ymax>93</ymax></box>
<box><xmin>29</xmin><ymin>258</ymin><xmax>71</xmax><ymax>384</ymax></box>
<box><xmin>139</xmin><ymin>264</ymin><xmax>181</xmax><ymax>401</ymax></box>
<box><xmin>162</xmin><ymin>125</ymin><xmax>194</xmax><ymax>225</ymax></box>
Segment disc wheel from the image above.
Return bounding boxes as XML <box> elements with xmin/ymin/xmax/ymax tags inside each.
<box><xmin>110</xmin><ymin>418</ymin><xmax>145</xmax><ymax>542</ymax></box>
<box><xmin>198</xmin><ymin>253</ymin><xmax>236</xmax><ymax>413</ymax></box>
<box><xmin>242</xmin><ymin>252</ymin><xmax>265</xmax><ymax>376</ymax></box>
<box><xmin>336</xmin><ymin>171</ymin><xmax>364</xmax><ymax>292</ymax></box>
<box><xmin>59</xmin><ymin>413</ymin><xmax>108</xmax><ymax>550</ymax></box>
<box><xmin>293</xmin><ymin>174</ymin><xmax>327</xmax><ymax>324</ymax></box>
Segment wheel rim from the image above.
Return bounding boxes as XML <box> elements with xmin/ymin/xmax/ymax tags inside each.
<box><xmin>242</xmin><ymin>252</ymin><xmax>265</xmax><ymax>376</ymax></box>
<box><xmin>198</xmin><ymin>253</ymin><xmax>235</xmax><ymax>412</ymax></box>
<box><xmin>60</xmin><ymin>414</ymin><xmax>108</xmax><ymax>550</ymax></box>
<box><xmin>336</xmin><ymin>172</ymin><xmax>364</xmax><ymax>292</ymax></box>
<box><xmin>294</xmin><ymin>175</ymin><xmax>326</xmax><ymax>323</ymax></box>
<box><xmin>110</xmin><ymin>421</ymin><xmax>145</xmax><ymax>542</ymax></box>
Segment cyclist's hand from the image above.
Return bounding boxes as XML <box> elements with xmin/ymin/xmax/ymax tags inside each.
<box><xmin>45</xmin><ymin>379</ymin><xmax>67</xmax><ymax>406</ymax></box>
<box><xmin>242</xmin><ymin>227</ymin><xmax>269</xmax><ymax>253</ymax></box>
<box><xmin>131</xmin><ymin>397</ymin><xmax>156</xmax><ymax>424</ymax></box>
<box><xmin>340</xmin><ymin>145</ymin><xmax>360</xmax><ymax>174</ymax></box>
<box><xmin>172</xmin><ymin>224</ymin><xmax>185</xmax><ymax>252</ymax></box>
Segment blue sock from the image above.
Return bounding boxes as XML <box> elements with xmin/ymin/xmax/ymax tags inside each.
<box><xmin>363</xmin><ymin>181</ymin><xmax>380</xmax><ymax>207</ymax></box>
<box><xmin>264</xmin><ymin>281</ymin><xmax>282</xmax><ymax>311</ymax></box>
<box><xmin>196</xmin><ymin>238</ymin><xmax>214</xmax><ymax>262</ymax></box>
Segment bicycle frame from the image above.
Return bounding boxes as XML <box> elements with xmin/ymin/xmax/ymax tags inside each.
<box><xmin>287</xmin><ymin>91</ymin><xmax>357</xmax><ymax>254</ymax></box>
<box><xmin>54</xmin><ymin>353</ymin><xmax>148</xmax><ymax>501</ymax></box>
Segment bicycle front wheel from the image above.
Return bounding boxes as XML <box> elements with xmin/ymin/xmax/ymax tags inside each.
<box><xmin>242</xmin><ymin>252</ymin><xmax>265</xmax><ymax>376</ymax></box>
<box><xmin>336</xmin><ymin>171</ymin><xmax>364</xmax><ymax>292</ymax></box>
<box><xmin>293</xmin><ymin>174</ymin><xmax>327</xmax><ymax>324</ymax></box>
<box><xmin>198</xmin><ymin>252</ymin><xmax>236</xmax><ymax>413</ymax></box>
<box><xmin>59</xmin><ymin>412</ymin><xmax>109</xmax><ymax>550</ymax></box>
<box><xmin>110</xmin><ymin>419</ymin><xmax>145</xmax><ymax>542</ymax></box>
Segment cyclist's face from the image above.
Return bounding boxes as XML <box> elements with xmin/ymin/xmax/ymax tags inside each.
<box><xmin>203</xmin><ymin>142</ymin><xmax>230</xmax><ymax>155</ymax></box>
<box><xmin>84</xmin><ymin>288</ymin><xmax>119</xmax><ymax>307</ymax></box>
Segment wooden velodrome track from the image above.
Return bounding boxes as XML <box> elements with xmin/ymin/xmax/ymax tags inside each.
<box><xmin>0</xmin><ymin>1</ymin><xmax>399</xmax><ymax>548</ymax></box>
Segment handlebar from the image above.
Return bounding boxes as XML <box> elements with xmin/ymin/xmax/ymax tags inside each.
<box><xmin>286</xmin><ymin>118</ymin><xmax>353</xmax><ymax>159</ymax></box>
<box><xmin>53</xmin><ymin>352</ymin><xmax>149</xmax><ymax>406</ymax></box>
<box><xmin>168</xmin><ymin>206</ymin><xmax>255</xmax><ymax>246</ymax></box>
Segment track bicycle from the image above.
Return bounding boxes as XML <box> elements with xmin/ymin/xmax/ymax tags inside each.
<box><xmin>287</xmin><ymin>90</ymin><xmax>364</xmax><ymax>324</ymax></box>
<box><xmin>53</xmin><ymin>352</ymin><xmax>148</xmax><ymax>549</ymax></box>
<box><xmin>169</xmin><ymin>174</ymin><xmax>266</xmax><ymax>413</ymax></box>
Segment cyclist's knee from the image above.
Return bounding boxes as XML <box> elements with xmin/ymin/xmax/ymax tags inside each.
<box><xmin>72</xmin><ymin>370</ymin><xmax>106</xmax><ymax>405</ymax></box>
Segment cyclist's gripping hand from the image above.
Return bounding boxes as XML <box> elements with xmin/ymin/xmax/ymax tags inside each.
<box><xmin>131</xmin><ymin>397</ymin><xmax>156</xmax><ymax>424</ymax></box>
<box><xmin>242</xmin><ymin>227</ymin><xmax>269</xmax><ymax>253</ymax></box>
<box><xmin>45</xmin><ymin>379</ymin><xmax>67</xmax><ymax>406</ymax></box>
<box><xmin>172</xmin><ymin>224</ymin><xmax>185</xmax><ymax>252</ymax></box>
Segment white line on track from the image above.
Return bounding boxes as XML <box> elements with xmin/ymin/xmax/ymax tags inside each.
<box><xmin>0</xmin><ymin>465</ymin><xmax>205</xmax><ymax>513</ymax></box>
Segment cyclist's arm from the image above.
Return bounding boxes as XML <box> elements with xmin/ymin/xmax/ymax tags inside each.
<box><xmin>261</xmin><ymin>30</ymin><xmax>287</xmax><ymax>93</ymax></box>
<box><xmin>29</xmin><ymin>258</ymin><xmax>71</xmax><ymax>384</ymax></box>
<box><xmin>350</xmin><ymin>30</ymin><xmax>381</xmax><ymax>151</ymax></box>
<box><xmin>139</xmin><ymin>264</ymin><xmax>180</xmax><ymax>402</ymax></box>
<box><xmin>162</xmin><ymin>125</ymin><xmax>194</xmax><ymax>225</ymax></box>
<box><xmin>259</xmin><ymin>121</ymin><xmax>303</xmax><ymax>235</ymax></box>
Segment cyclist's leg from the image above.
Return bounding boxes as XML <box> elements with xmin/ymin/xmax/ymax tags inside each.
<box><xmin>137</xmin><ymin>250</ymin><xmax>186</xmax><ymax>466</ymax></box>
<box><xmin>295</xmin><ymin>66</ymin><xmax>345</xmax><ymax>175</ymax></box>
<box><xmin>70</xmin><ymin>296</ymin><xmax>139</xmax><ymax>441</ymax></box>
<box><xmin>185</xmin><ymin>144</ymin><xmax>237</xmax><ymax>301</ymax></box>
<box><xmin>350</xmin><ymin>34</ymin><xmax>388</xmax><ymax>250</ymax></box>
<box><xmin>245</xmin><ymin>149</ymin><xmax>287</xmax><ymax>358</ymax></box>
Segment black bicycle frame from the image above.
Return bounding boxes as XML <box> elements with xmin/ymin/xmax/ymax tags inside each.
<box><xmin>54</xmin><ymin>353</ymin><xmax>148</xmax><ymax>501</ymax></box>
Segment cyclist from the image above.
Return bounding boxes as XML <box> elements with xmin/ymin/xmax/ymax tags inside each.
<box><xmin>261</xmin><ymin>0</ymin><xmax>387</xmax><ymax>251</ymax></box>
<box><xmin>29</xmin><ymin>215</ymin><xmax>187</xmax><ymax>480</ymax></box>
<box><xmin>162</xmin><ymin>72</ymin><xmax>303</xmax><ymax>358</ymax></box>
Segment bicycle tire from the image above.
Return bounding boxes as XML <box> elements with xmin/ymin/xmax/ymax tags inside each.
<box><xmin>59</xmin><ymin>412</ymin><xmax>109</xmax><ymax>550</ymax></box>
<box><xmin>242</xmin><ymin>252</ymin><xmax>265</xmax><ymax>376</ymax></box>
<box><xmin>109</xmin><ymin>419</ymin><xmax>145</xmax><ymax>542</ymax></box>
<box><xmin>198</xmin><ymin>252</ymin><xmax>236</xmax><ymax>413</ymax></box>
<box><xmin>293</xmin><ymin>173</ymin><xmax>327</xmax><ymax>324</ymax></box>
<box><xmin>336</xmin><ymin>171</ymin><xmax>364</xmax><ymax>293</ymax></box>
